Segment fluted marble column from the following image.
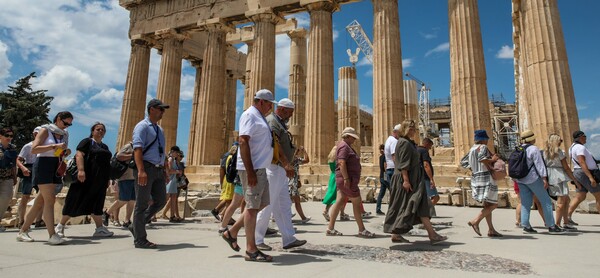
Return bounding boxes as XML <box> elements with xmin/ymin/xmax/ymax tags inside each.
<box><xmin>512</xmin><ymin>1</ymin><xmax>530</xmax><ymax>132</ymax></box>
<box><xmin>187</xmin><ymin>61</ymin><xmax>202</xmax><ymax>165</ymax></box>
<box><xmin>116</xmin><ymin>39</ymin><xmax>151</xmax><ymax>150</ymax></box>
<box><xmin>223</xmin><ymin>71</ymin><xmax>237</xmax><ymax>151</ymax></box>
<box><xmin>243</xmin><ymin>40</ymin><xmax>254</xmax><ymax>110</ymax></box>
<box><xmin>156</xmin><ymin>34</ymin><xmax>183</xmax><ymax>150</ymax></box>
<box><xmin>372</xmin><ymin>0</ymin><xmax>404</xmax><ymax>155</ymax></box>
<box><xmin>245</xmin><ymin>9</ymin><xmax>279</xmax><ymax>97</ymax></box>
<box><xmin>449</xmin><ymin>0</ymin><xmax>492</xmax><ymax>164</ymax></box>
<box><xmin>403</xmin><ymin>80</ymin><xmax>420</xmax><ymax>143</ymax></box>
<box><xmin>338</xmin><ymin>66</ymin><xmax>360</xmax><ymax>153</ymax></box>
<box><xmin>303</xmin><ymin>1</ymin><xmax>337</xmax><ymax>164</ymax></box>
<box><xmin>515</xmin><ymin>0</ymin><xmax>579</xmax><ymax>148</ymax></box>
<box><xmin>193</xmin><ymin>19</ymin><xmax>233</xmax><ymax>165</ymax></box>
<box><xmin>288</xmin><ymin>28</ymin><xmax>307</xmax><ymax>148</ymax></box>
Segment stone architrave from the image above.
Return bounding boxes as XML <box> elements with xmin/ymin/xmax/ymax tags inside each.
<box><xmin>288</xmin><ymin>28</ymin><xmax>307</xmax><ymax>148</ymax></box>
<box><xmin>372</xmin><ymin>0</ymin><xmax>404</xmax><ymax>155</ymax></box>
<box><xmin>155</xmin><ymin>30</ymin><xmax>184</xmax><ymax>150</ymax></box>
<box><xmin>302</xmin><ymin>0</ymin><xmax>337</xmax><ymax>164</ymax></box>
<box><xmin>245</xmin><ymin>8</ymin><xmax>281</xmax><ymax>97</ymax></box>
<box><xmin>187</xmin><ymin>61</ymin><xmax>202</xmax><ymax>165</ymax></box>
<box><xmin>223</xmin><ymin>70</ymin><xmax>237</xmax><ymax>150</ymax></box>
<box><xmin>338</xmin><ymin>66</ymin><xmax>361</xmax><ymax>153</ymax></box>
<box><xmin>449</xmin><ymin>0</ymin><xmax>493</xmax><ymax>164</ymax></box>
<box><xmin>514</xmin><ymin>0</ymin><xmax>579</xmax><ymax>148</ymax></box>
<box><xmin>192</xmin><ymin>19</ymin><xmax>234</xmax><ymax>165</ymax></box>
<box><xmin>116</xmin><ymin>39</ymin><xmax>151</xmax><ymax>150</ymax></box>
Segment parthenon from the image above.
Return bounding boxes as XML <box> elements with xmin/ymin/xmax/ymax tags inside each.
<box><xmin>117</xmin><ymin>0</ymin><xmax>579</xmax><ymax>186</ymax></box>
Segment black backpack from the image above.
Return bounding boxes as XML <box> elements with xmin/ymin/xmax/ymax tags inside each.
<box><xmin>109</xmin><ymin>154</ymin><xmax>129</xmax><ymax>180</ymax></box>
<box><xmin>225</xmin><ymin>151</ymin><xmax>238</xmax><ymax>183</ymax></box>
<box><xmin>508</xmin><ymin>144</ymin><xmax>533</xmax><ymax>179</ymax></box>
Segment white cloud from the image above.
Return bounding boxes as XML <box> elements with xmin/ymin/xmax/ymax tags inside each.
<box><xmin>356</xmin><ymin>56</ymin><xmax>372</xmax><ymax>67</ymax></box>
<box><xmin>89</xmin><ymin>88</ymin><xmax>123</xmax><ymax>103</ymax></box>
<box><xmin>419</xmin><ymin>28</ymin><xmax>439</xmax><ymax>40</ymax></box>
<box><xmin>0</xmin><ymin>40</ymin><xmax>12</xmax><ymax>85</ymax></box>
<box><xmin>32</xmin><ymin>65</ymin><xmax>93</xmax><ymax>110</ymax></box>
<box><xmin>587</xmin><ymin>133</ymin><xmax>600</xmax><ymax>156</ymax></box>
<box><xmin>179</xmin><ymin>63</ymin><xmax>196</xmax><ymax>101</ymax></box>
<box><xmin>402</xmin><ymin>58</ymin><xmax>413</xmax><ymax>68</ymax></box>
<box><xmin>580</xmin><ymin>117</ymin><xmax>600</xmax><ymax>131</ymax></box>
<box><xmin>580</xmin><ymin>117</ymin><xmax>600</xmax><ymax>155</ymax></box>
<box><xmin>425</xmin><ymin>42</ymin><xmax>450</xmax><ymax>57</ymax></box>
<box><xmin>275</xmin><ymin>34</ymin><xmax>292</xmax><ymax>92</ymax></box>
<box><xmin>496</xmin><ymin>45</ymin><xmax>514</xmax><ymax>59</ymax></box>
<box><xmin>359</xmin><ymin>104</ymin><xmax>373</xmax><ymax>114</ymax></box>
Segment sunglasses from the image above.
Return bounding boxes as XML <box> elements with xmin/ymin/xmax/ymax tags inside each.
<box><xmin>153</xmin><ymin>106</ymin><xmax>165</xmax><ymax>112</ymax></box>
<box><xmin>62</xmin><ymin>120</ymin><xmax>72</xmax><ymax>127</ymax></box>
<box><xmin>2</xmin><ymin>134</ymin><xmax>14</xmax><ymax>138</ymax></box>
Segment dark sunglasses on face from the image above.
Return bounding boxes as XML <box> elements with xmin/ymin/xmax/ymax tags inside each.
<box><xmin>153</xmin><ymin>106</ymin><xmax>165</xmax><ymax>112</ymax></box>
<box><xmin>62</xmin><ymin>120</ymin><xmax>72</xmax><ymax>127</ymax></box>
<box><xmin>2</xmin><ymin>134</ymin><xmax>14</xmax><ymax>138</ymax></box>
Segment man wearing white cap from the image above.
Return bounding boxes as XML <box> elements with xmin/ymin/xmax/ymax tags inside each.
<box><xmin>254</xmin><ymin>98</ymin><xmax>307</xmax><ymax>252</ymax></box>
<box><xmin>15</xmin><ymin>126</ymin><xmax>42</xmax><ymax>228</ymax></box>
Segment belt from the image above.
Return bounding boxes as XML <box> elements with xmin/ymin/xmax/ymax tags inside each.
<box><xmin>143</xmin><ymin>161</ymin><xmax>164</xmax><ymax>169</ymax></box>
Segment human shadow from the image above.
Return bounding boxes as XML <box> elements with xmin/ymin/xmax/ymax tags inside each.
<box><xmin>156</xmin><ymin>243</ymin><xmax>207</xmax><ymax>251</ymax></box>
<box><xmin>389</xmin><ymin>240</ymin><xmax>462</xmax><ymax>251</ymax></box>
<box><xmin>271</xmin><ymin>253</ymin><xmax>333</xmax><ymax>266</ymax></box>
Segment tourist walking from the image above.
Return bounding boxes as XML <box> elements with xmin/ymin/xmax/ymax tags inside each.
<box><xmin>0</xmin><ymin>127</ymin><xmax>17</xmax><ymax>232</ymax></box>
<box><xmin>164</xmin><ymin>146</ymin><xmax>184</xmax><ymax>222</ymax></box>
<box><xmin>567</xmin><ymin>130</ymin><xmax>600</xmax><ymax>225</ymax></box>
<box><xmin>418</xmin><ymin>138</ymin><xmax>440</xmax><ymax>215</ymax></box>
<box><xmin>384</xmin><ymin>120</ymin><xmax>447</xmax><ymax>244</ymax></box>
<box><xmin>218</xmin><ymin>144</ymin><xmax>244</xmax><ymax>233</ymax></box>
<box><xmin>514</xmin><ymin>130</ymin><xmax>565</xmax><ymax>234</ymax></box>
<box><xmin>221</xmin><ymin>89</ymin><xmax>276</xmax><ymax>262</ymax></box>
<box><xmin>381</xmin><ymin>124</ymin><xmax>401</xmax><ymax>214</ymax></box>
<box><xmin>254</xmin><ymin>97</ymin><xmax>307</xmax><ymax>251</ymax></box>
<box><xmin>376</xmin><ymin>144</ymin><xmax>388</xmax><ymax>215</ymax></box>
<box><xmin>16</xmin><ymin>127</ymin><xmax>42</xmax><ymax>229</ymax></box>
<box><xmin>322</xmin><ymin>145</ymin><xmax>348</xmax><ymax>221</ymax></box>
<box><xmin>543</xmin><ymin>134</ymin><xmax>580</xmax><ymax>230</ymax></box>
<box><xmin>17</xmin><ymin>111</ymin><xmax>73</xmax><ymax>245</ymax></box>
<box><xmin>56</xmin><ymin>122</ymin><xmax>113</xmax><ymax>238</ymax></box>
<box><xmin>465</xmin><ymin>129</ymin><xmax>502</xmax><ymax>237</ymax></box>
<box><xmin>105</xmin><ymin>141</ymin><xmax>136</xmax><ymax>228</ymax></box>
<box><xmin>130</xmin><ymin>99</ymin><xmax>169</xmax><ymax>249</ymax></box>
<box><xmin>212</xmin><ymin>144</ymin><xmax>238</xmax><ymax>221</ymax></box>
<box><xmin>326</xmin><ymin>127</ymin><xmax>374</xmax><ymax>238</ymax></box>
<box><xmin>289</xmin><ymin>146</ymin><xmax>311</xmax><ymax>223</ymax></box>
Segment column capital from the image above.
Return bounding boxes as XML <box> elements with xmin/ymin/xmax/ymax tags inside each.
<box><xmin>301</xmin><ymin>0</ymin><xmax>339</xmax><ymax>12</ymax></box>
<box><xmin>198</xmin><ymin>18</ymin><xmax>235</xmax><ymax>33</ymax></box>
<box><xmin>155</xmin><ymin>28</ymin><xmax>187</xmax><ymax>41</ymax></box>
<box><xmin>245</xmin><ymin>8</ymin><xmax>284</xmax><ymax>25</ymax></box>
<box><xmin>190</xmin><ymin>60</ymin><xmax>203</xmax><ymax>69</ymax></box>
<box><xmin>287</xmin><ymin>28</ymin><xmax>307</xmax><ymax>40</ymax></box>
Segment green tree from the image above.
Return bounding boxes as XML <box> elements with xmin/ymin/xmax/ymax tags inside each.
<box><xmin>0</xmin><ymin>72</ymin><xmax>53</xmax><ymax>149</ymax></box>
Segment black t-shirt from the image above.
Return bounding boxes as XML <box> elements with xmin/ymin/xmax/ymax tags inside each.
<box><xmin>417</xmin><ymin>146</ymin><xmax>434</xmax><ymax>180</ymax></box>
<box><xmin>379</xmin><ymin>154</ymin><xmax>385</xmax><ymax>179</ymax></box>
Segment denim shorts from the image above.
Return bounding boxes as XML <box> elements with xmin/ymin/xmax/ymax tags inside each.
<box><xmin>424</xmin><ymin>179</ymin><xmax>439</xmax><ymax>198</ymax></box>
<box><xmin>574</xmin><ymin>169</ymin><xmax>600</xmax><ymax>193</ymax></box>
<box><xmin>19</xmin><ymin>176</ymin><xmax>37</xmax><ymax>195</ymax></box>
<box><xmin>118</xmin><ymin>180</ymin><xmax>136</xmax><ymax>201</ymax></box>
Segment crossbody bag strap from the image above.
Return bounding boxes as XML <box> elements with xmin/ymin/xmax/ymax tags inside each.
<box><xmin>569</xmin><ymin>143</ymin><xmax>582</xmax><ymax>167</ymax></box>
<box><xmin>142</xmin><ymin>128</ymin><xmax>159</xmax><ymax>155</ymax></box>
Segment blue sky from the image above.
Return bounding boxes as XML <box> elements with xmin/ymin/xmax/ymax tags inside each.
<box><xmin>1</xmin><ymin>0</ymin><xmax>599</xmax><ymax>158</ymax></box>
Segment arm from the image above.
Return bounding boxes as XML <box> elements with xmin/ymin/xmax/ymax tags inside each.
<box><xmin>401</xmin><ymin>168</ymin><xmax>412</xmax><ymax>192</ymax></box>
<box><xmin>219</xmin><ymin>164</ymin><xmax>225</xmax><ymax>186</ymax></box>
<box><xmin>533</xmin><ymin>150</ymin><xmax>549</xmax><ymax>189</ymax></box>
<box><xmin>31</xmin><ymin>128</ymin><xmax>65</xmax><ymax>154</ymax></box>
<box><xmin>276</xmin><ymin>142</ymin><xmax>295</xmax><ymax>178</ymax></box>
<box><xmin>300</xmin><ymin>147</ymin><xmax>309</xmax><ymax>164</ymax></box>
<box><xmin>424</xmin><ymin>160</ymin><xmax>435</xmax><ymax>187</ymax></box>
<box><xmin>578</xmin><ymin>155</ymin><xmax>597</xmax><ymax>186</ymax></box>
<box><xmin>561</xmin><ymin>157</ymin><xmax>582</xmax><ymax>189</ymax></box>
<box><xmin>134</xmin><ymin>147</ymin><xmax>147</xmax><ymax>186</ymax></box>
<box><xmin>76</xmin><ymin>150</ymin><xmax>86</xmax><ymax>182</ymax></box>
<box><xmin>337</xmin><ymin>159</ymin><xmax>351</xmax><ymax>188</ymax></box>
<box><xmin>238</xmin><ymin>135</ymin><xmax>256</xmax><ymax>186</ymax></box>
<box><xmin>16</xmin><ymin>156</ymin><xmax>30</xmax><ymax>177</ymax></box>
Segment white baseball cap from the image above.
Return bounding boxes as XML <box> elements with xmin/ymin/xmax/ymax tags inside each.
<box><xmin>277</xmin><ymin>98</ymin><xmax>295</xmax><ymax>109</ymax></box>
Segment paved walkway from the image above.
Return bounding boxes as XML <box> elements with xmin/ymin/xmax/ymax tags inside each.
<box><xmin>0</xmin><ymin>202</ymin><xmax>598</xmax><ymax>277</ymax></box>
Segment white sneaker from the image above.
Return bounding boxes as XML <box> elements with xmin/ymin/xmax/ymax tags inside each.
<box><xmin>55</xmin><ymin>224</ymin><xmax>65</xmax><ymax>238</ymax></box>
<box><xmin>300</xmin><ymin>216</ymin><xmax>312</xmax><ymax>224</ymax></box>
<box><xmin>47</xmin><ymin>233</ymin><xmax>66</xmax><ymax>245</ymax></box>
<box><xmin>93</xmin><ymin>226</ymin><xmax>114</xmax><ymax>237</ymax></box>
<box><xmin>16</xmin><ymin>231</ymin><xmax>35</xmax><ymax>242</ymax></box>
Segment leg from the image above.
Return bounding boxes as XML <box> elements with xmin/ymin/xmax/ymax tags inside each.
<box><xmin>555</xmin><ymin>196</ymin><xmax>567</xmax><ymax>226</ymax></box>
<box><xmin>38</xmin><ymin>184</ymin><xmax>58</xmax><ymax>236</ymax></box>
<box><xmin>269</xmin><ymin>166</ymin><xmax>296</xmax><ymax>246</ymax></box>
<box><xmin>592</xmin><ymin>192</ymin><xmax>600</xmax><ymax>214</ymax></box>
<box><xmin>244</xmin><ymin>208</ymin><xmax>261</xmax><ymax>252</ymax></box>
<box><xmin>515</xmin><ymin>194</ymin><xmax>522</xmax><ymax>226</ymax></box>
<box><xmin>528</xmin><ymin>180</ymin><xmax>556</xmax><ymax>228</ymax></box>
<box><xmin>376</xmin><ymin>179</ymin><xmax>388</xmax><ymax>213</ymax></box>
<box><xmin>20</xmin><ymin>192</ymin><xmax>44</xmax><ymax>233</ymax></box>
<box><xmin>532</xmin><ymin>196</ymin><xmax>545</xmax><ymax>224</ymax></box>
<box><xmin>518</xmin><ymin>182</ymin><xmax>534</xmax><ymax>228</ymax></box>
<box><xmin>220</xmin><ymin>193</ymin><xmax>243</xmax><ymax>230</ymax></box>
<box><xmin>169</xmin><ymin>194</ymin><xmax>177</xmax><ymax>218</ymax></box>
<box><xmin>254</xmin><ymin>204</ymin><xmax>273</xmax><ymax>245</ymax></box>
<box><xmin>132</xmin><ymin>179</ymin><xmax>152</xmax><ymax>243</ymax></box>
<box><xmin>292</xmin><ymin>195</ymin><xmax>308</xmax><ymax>220</ymax></box>
<box><xmin>327</xmin><ymin>190</ymin><xmax>345</xmax><ymax>231</ymax></box>
<box><xmin>18</xmin><ymin>194</ymin><xmax>30</xmax><ymax>226</ymax></box>
<box><xmin>568</xmin><ymin>192</ymin><xmax>586</xmax><ymax>219</ymax></box>
<box><xmin>482</xmin><ymin>202</ymin><xmax>499</xmax><ymax>234</ymax></box>
<box><xmin>349</xmin><ymin>196</ymin><xmax>365</xmax><ymax>232</ymax></box>
<box><xmin>125</xmin><ymin>201</ymin><xmax>135</xmax><ymax>222</ymax></box>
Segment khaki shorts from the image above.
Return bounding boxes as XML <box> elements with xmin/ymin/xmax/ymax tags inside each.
<box><xmin>239</xmin><ymin>169</ymin><xmax>270</xmax><ymax>209</ymax></box>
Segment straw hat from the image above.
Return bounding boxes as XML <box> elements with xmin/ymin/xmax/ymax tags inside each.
<box><xmin>341</xmin><ymin>127</ymin><xmax>359</xmax><ymax>139</ymax></box>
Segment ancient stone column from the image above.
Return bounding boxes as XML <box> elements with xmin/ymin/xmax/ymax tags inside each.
<box><xmin>403</xmin><ymin>80</ymin><xmax>420</xmax><ymax>143</ymax></box>
<box><xmin>337</xmin><ymin>66</ymin><xmax>360</xmax><ymax>153</ymax></box>
<box><xmin>515</xmin><ymin>0</ymin><xmax>579</xmax><ymax>148</ymax></box>
<box><xmin>116</xmin><ymin>39</ymin><xmax>151</xmax><ymax>150</ymax></box>
<box><xmin>449</xmin><ymin>0</ymin><xmax>493</xmax><ymax>164</ymax></box>
<box><xmin>186</xmin><ymin>61</ymin><xmax>202</xmax><ymax>165</ymax></box>
<box><xmin>192</xmin><ymin>19</ymin><xmax>233</xmax><ymax>165</ymax></box>
<box><xmin>288</xmin><ymin>28</ymin><xmax>307</xmax><ymax>148</ymax></box>
<box><xmin>511</xmin><ymin>1</ymin><xmax>531</xmax><ymax>132</ymax></box>
<box><xmin>243</xmin><ymin>40</ymin><xmax>254</xmax><ymax>110</ymax></box>
<box><xmin>372</xmin><ymin>0</ymin><xmax>404</xmax><ymax>155</ymax></box>
<box><xmin>223</xmin><ymin>71</ymin><xmax>237</xmax><ymax>151</ymax></box>
<box><xmin>245</xmin><ymin>8</ymin><xmax>280</xmax><ymax>97</ymax></box>
<box><xmin>155</xmin><ymin>32</ymin><xmax>184</xmax><ymax>150</ymax></box>
<box><xmin>303</xmin><ymin>1</ymin><xmax>337</xmax><ymax>164</ymax></box>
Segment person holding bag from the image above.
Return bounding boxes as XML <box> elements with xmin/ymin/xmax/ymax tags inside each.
<box><xmin>567</xmin><ymin>130</ymin><xmax>600</xmax><ymax>225</ymax></box>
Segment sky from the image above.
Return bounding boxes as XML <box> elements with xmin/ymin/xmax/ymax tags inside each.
<box><xmin>1</xmin><ymin>0</ymin><xmax>599</xmax><ymax>158</ymax></box>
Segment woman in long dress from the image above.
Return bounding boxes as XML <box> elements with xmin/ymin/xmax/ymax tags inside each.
<box><xmin>384</xmin><ymin>120</ymin><xmax>447</xmax><ymax>244</ymax></box>
<box><xmin>322</xmin><ymin>145</ymin><xmax>348</xmax><ymax>221</ymax></box>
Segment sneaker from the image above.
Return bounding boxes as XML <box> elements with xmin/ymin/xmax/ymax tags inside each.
<box><xmin>300</xmin><ymin>216</ymin><xmax>312</xmax><ymax>224</ymax></box>
<box><xmin>265</xmin><ymin>227</ymin><xmax>278</xmax><ymax>236</ymax></box>
<box><xmin>523</xmin><ymin>226</ymin><xmax>538</xmax><ymax>234</ymax></box>
<box><xmin>283</xmin><ymin>239</ymin><xmax>307</xmax><ymax>250</ymax></box>
<box><xmin>257</xmin><ymin>243</ymin><xmax>273</xmax><ymax>251</ymax></box>
<box><xmin>93</xmin><ymin>226</ymin><xmax>114</xmax><ymax>237</ymax></box>
<box><xmin>567</xmin><ymin>218</ymin><xmax>579</xmax><ymax>226</ymax></box>
<box><xmin>55</xmin><ymin>224</ymin><xmax>65</xmax><ymax>238</ymax></box>
<box><xmin>47</xmin><ymin>233</ymin><xmax>66</xmax><ymax>245</ymax></box>
<box><xmin>16</xmin><ymin>231</ymin><xmax>35</xmax><ymax>242</ymax></box>
<box><xmin>562</xmin><ymin>224</ymin><xmax>578</xmax><ymax>231</ymax></box>
<box><xmin>376</xmin><ymin>210</ymin><xmax>385</xmax><ymax>215</ymax></box>
<box><xmin>548</xmin><ymin>225</ymin><xmax>566</xmax><ymax>235</ymax></box>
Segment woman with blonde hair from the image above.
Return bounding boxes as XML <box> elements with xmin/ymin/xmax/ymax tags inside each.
<box><xmin>322</xmin><ymin>145</ymin><xmax>348</xmax><ymax>221</ymax></box>
<box><xmin>544</xmin><ymin>134</ymin><xmax>581</xmax><ymax>230</ymax></box>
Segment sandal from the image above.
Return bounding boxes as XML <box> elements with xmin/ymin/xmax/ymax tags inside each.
<box><xmin>488</xmin><ymin>231</ymin><xmax>503</xmax><ymax>237</ymax></box>
<box><xmin>326</xmin><ymin>229</ymin><xmax>343</xmax><ymax>236</ymax></box>
<box><xmin>391</xmin><ymin>234</ymin><xmax>410</xmax><ymax>243</ymax></box>
<box><xmin>430</xmin><ymin>235</ymin><xmax>448</xmax><ymax>245</ymax></box>
<box><xmin>468</xmin><ymin>221</ymin><xmax>482</xmax><ymax>236</ymax></box>
<box><xmin>340</xmin><ymin>213</ymin><xmax>351</xmax><ymax>221</ymax></box>
<box><xmin>245</xmin><ymin>250</ymin><xmax>273</xmax><ymax>262</ymax></box>
<box><xmin>222</xmin><ymin>229</ymin><xmax>240</xmax><ymax>252</ymax></box>
<box><xmin>357</xmin><ymin>229</ymin><xmax>375</xmax><ymax>238</ymax></box>
<box><xmin>322</xmin><ymin>212</ymin><xmax>330</xmax><ymax>222</ymax></box>
<box><xmin>112</xmin><ymin>220</ymin><xmax>122</xmax><ymax>227</ymax></box>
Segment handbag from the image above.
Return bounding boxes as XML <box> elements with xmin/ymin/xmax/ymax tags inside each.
<box><xmin>178</xmin><ymin>175</ymin><xmax>189</xmax><ymax>190</ymax></box>
<box><xmin>488</xmin><ymin>158</ymin><xmax>507</xmax><ymax>181</ymax></box>
<box><xmin>62</xmin><ymin>158</ymin><xmax>79</xmax><ymax>185</ymax></box>
<box><xmin>592</xmin><ymin>169</ymin><xmax>600</xmax><ymax>182</ymax></box>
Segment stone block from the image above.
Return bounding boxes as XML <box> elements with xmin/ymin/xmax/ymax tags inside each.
<box><xmin>496</xmin><ymin>192</ymin><xmax>509</xmax><ymax>208</ymax></box>
<box><xmin>466</xmin><ymin>190</ymin><xmax>483</xmax><ymax>207</ymax></box>
<box><xmin>437</xmin><ymin>193</ymin><xmax>452</xmax><ymax>206</ymax></box>
<box><xmin>190</xmin><ymin>196</ymin><xmax>220</xmax><ymax>210</ymax></box>
<box><xmin>451</xmin><ymin>192</ymin><xmax>464</xmax><ymax>206</ymax></box>
<box><xmin>580</xmin><ymin>201</ymin><xmax>599</xmax><ymax>214</ymax></box>
<box><xmin>508</xmin><ymin>192</ymin><xmax>519</xmax><ymax>209</ymax></box>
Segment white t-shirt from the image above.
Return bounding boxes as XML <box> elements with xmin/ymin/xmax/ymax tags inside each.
<box><xmin>18</xmin><ymin>142</ymin><xmax>38</xmax><ymax>164</ymax></box>
<box><xmin>237</xmin><ymin>106</ymin><xmax>273</xmax><ymax>170</ymax></box>
<box><xmin>570</xmin><ymin>143</ymin><xmax>598</xmax><ymax>170</ymax></box>
<box><xmin>384</xmin><ymin>135</ymin><xmax>397</xmax><ymax>169</ymax></box>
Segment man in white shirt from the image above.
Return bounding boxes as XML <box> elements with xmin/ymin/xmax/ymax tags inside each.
<box><xmin>567</xmin><ymin>130</ymin><xmax>600</xmax><ymax>224</ymax></box>
<box><xmin>378</xmin><ymin>124</ymin><xmax>400</xmax><ymax>214</ymax></box>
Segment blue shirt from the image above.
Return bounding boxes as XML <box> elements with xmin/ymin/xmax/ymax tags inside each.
<box><xmin>132</xmin><ymin>117</ymin><xmax>166</xmax><ymax>165</ymax></box>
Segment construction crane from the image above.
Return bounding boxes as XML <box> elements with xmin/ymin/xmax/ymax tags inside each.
<box><xmin>346</xmin><ymin>20</ymin><xmax>373</xmax><ymax>63</ymax></box>
<box><xmin>405</xmin><ymin>72</ymin><xmax>430</xmax><ymax>139</ymax></box>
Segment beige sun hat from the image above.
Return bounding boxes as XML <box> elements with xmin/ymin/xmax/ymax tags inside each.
<box><xmin>520</xmin><ymin>130</ymin><xmax>536</xmax><ymax>143</ymax></box>
<box><xmin>341</xmin><ymin>127</ymin><xmax>359</xmax><ymax>139</ymax></box>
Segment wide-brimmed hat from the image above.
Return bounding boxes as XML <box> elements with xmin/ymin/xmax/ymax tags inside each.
<box><xmin>474</xmin><ymin>130</ymin><xmax>489</xmax><ymax>141</ymax></box>
<box><xmin>254</xmin><ymin>89</ymin><xmax>276</xmax><ymax>103</ymax></box>
<box><xmin>520</xmin><ymin>130</ymin><xmax>536</xmax><ymax>143</ymax></box>
<box><xmin>341</xmin><ymin>127</ymin><xmax>359</xmax><ymax>139</ymax></box>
